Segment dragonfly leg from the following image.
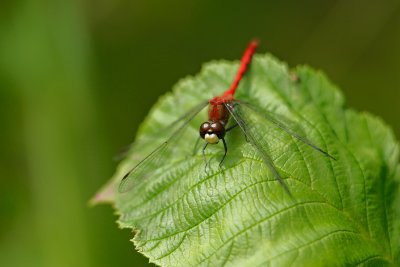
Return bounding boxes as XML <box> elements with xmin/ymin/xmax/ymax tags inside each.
<box><xmin>219</xmin><ymin>138</ymin><xmax>228</xmax><ymax>168</ymax></box>
<box><xmin>202</xmin><ymin>143</ymin><xmax>209</xmax><ymax>173</ymax></box>
<box><xmin>225</xmin><ymin>123</ymin><xmax>238</xmax><ymax>132</ymax></box>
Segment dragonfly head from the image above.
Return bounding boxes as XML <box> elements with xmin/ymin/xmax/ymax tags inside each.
<box><xmin>199</xmin><ymin>121</ymin><xmax>226</xmax><ymax>144</ymax></box>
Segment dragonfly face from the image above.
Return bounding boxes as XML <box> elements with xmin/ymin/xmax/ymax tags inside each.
<box><xmin>199</xmin><ymin>121</ymin><xmax>226</xmax><ymax>144</ymax></box>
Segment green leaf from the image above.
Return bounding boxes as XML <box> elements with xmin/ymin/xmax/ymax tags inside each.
<box><xmin>94</xmin><ymin>54</ymin><xmax>400</xmax><ymax>266</ymax></box>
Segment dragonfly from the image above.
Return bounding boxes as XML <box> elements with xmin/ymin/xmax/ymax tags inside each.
<box><xmin>119</xmin><ymin>40</ymin><xmax>336</xmax><ymax>195</ymax></box>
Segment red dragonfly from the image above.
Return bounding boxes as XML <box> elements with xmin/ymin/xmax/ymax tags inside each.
<box><xmin>119</xmin><ymin>40</ymin><xmax>335</xmax><ymax>194</ymax></box>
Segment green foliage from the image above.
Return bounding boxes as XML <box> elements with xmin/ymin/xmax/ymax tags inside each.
<box><xmin>95</xmin><ymin>54</ymin><xmax>400</xmax><ymax>266</ymax></box>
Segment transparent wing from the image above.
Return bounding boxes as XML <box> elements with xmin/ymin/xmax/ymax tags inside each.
<box><xmin>237</xmin><ymin>100</ymin><xmax>336</xmax><ymax>160</ymax></box>
<box><xmin>119</xmin><ymin>101</ymin><xmax>208</xmax><ymax>193</ymax></box>
<box><xmin>224</xmin><ymin>100</ymin><xmax>335</xmax><ymax>196</ymax></box>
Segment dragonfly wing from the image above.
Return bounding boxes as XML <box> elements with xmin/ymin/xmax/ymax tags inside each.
<box><xmin>224</xmin><ymin>101</ymin><xmax>292</xmax><ymax>196</ymax></box>
<box><xmin>234</xmin><ymin>100</ymin><xmax>336</xmax><ymax>160</ymax></box>
<box><xmin>119</xmin><ymin>141</ymin><xmax>168</xmax><ymax>193</ymax></box>
<box><xmin>119</xmin><ymin>101</ymin><xmax>208</xmax><ymax>193</ymax></box>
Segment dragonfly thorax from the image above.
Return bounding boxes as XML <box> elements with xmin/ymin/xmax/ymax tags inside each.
<box><xmin>199</xmin><ymin>121</ymin><xmax>226</xmax><ymax>144</ymax></box>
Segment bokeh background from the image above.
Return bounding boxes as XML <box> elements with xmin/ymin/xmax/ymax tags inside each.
<box><xmin>0</xmin><ymin>0</ymin><xmax>399</xmax><ymax>266</ymax></box>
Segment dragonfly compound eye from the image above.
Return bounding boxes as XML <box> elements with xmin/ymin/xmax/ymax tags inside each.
<box><xmin>200</xmin><ymin>121</ymin><xmax>224</xmax><ymax>144</ymax></box>
<box><xmin>211</xmin><ymin>122</ymin><xmax>226</xmax><ymax>139</ymax></box>
<box><xmin>199</xmin><ymin>122</ymin><xmax>211</xmax><ymax>139</ymax></box>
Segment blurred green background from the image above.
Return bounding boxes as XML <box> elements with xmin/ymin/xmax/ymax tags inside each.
<box><xmin>0</xmin><ymin>0</ymin><xmax>399</xmax><ymax>266</ymax></box>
